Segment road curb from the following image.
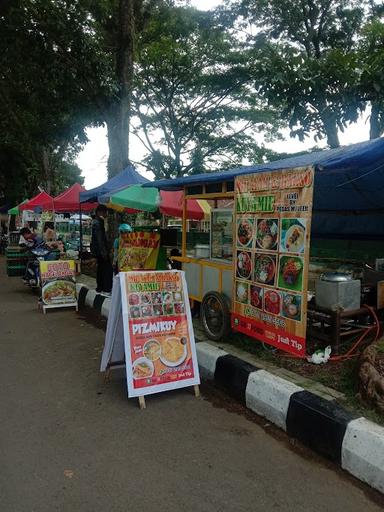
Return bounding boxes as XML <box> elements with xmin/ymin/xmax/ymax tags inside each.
<box><xmin>196</xmin><ymin>341</ymin><xmax>384</xmax><ymax>494</ymax></box>
<box><xmin>77</xmin><ymin>282</ymin><xmax>384</xmax><ymax>494</ymax></box>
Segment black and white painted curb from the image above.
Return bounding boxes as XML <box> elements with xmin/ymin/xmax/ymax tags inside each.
<box><xmin>196</xmin><ymin>342</ymin><xmax>384</xmax><ymax>494</ymax></box>
<box><xmin>77</xmin><ymin>283</ymin><xmax>111</xmax><ymax>319</ymax></box>
<box><xmin>77</xmin><ymin>283</ymin><xmax>384</xmax><ymax>495</ymax></box>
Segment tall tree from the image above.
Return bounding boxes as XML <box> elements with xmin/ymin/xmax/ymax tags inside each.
<box><xmin>0</xmin><ymin>0</ymin><xmax>96</xmax><ymax>201</ymax></box>
<box><xmin>86</xmin><ymin>0</ymin><xmax>135</xmax><ymax>176</ymax></box>
<box><xmin>358</xmin><ymin>8</ymin><xmax>384</xmax><ymax>139</ymax></box>
<box><xmin>132</xmin><ymin>5</ymin><xmax>282</xmax><ymax>179</ymax></box>
<box><xmin>86</xmin><ymin>0</ymin><xmax>162</xmax><ymax>177</ymax></box>
<box><xmin>233</xmin><ymin>0</ymin><xmax>369</xmax><ymax>147</ymax></box>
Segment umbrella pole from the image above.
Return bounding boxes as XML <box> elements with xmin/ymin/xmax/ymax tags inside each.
<box><xmin>182</xmin><ymin>188</ymin><xmax>187</xmax><ymax>257</ymax></box>
<box><xmin>79</xmin><ymin>204</ymin><xmax>83</xmax><ymax>254</ymax></box>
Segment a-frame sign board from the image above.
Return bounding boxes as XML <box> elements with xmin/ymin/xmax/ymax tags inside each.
<box><xmin>101</xmin><ymin>271</ymin><xmax>200</xmax><ymax>409</ymax></box>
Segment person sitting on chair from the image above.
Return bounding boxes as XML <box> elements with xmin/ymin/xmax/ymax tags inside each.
<box><xmin>19</xmin><ymin>227</ymin><xmax>42</xmax><ymax>249</ymax></box>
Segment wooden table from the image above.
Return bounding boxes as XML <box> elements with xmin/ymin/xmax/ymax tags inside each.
<box><xmin>307</xmin><ymin>303</ymin><xmax>372</xmax><ymax>354</ymax></box>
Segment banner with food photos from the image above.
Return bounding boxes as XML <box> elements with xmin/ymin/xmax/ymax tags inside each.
<box><xmin>232</xmin><ymin>166</ymin><xmax>314</xmax><ymax>356</ymax></box>
<box><xmin>118</xmin><ymin>231</ymin><xmax>160</xmax><ymax>271</ymax></box>
<box><xmin>120</xmin><ymin>270</ymin><xmax>200</xmax><ymax>397</ymax></box>
<box><xmin>40</xmin><ymin>260</ymin><xmax>77</xmax><ymax>306</ymax></box>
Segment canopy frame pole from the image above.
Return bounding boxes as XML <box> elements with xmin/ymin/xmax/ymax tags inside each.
<box><xmin>182</xmin><ymin>187</ymin><xmax>187</xmax><ymax>258</ymax></box>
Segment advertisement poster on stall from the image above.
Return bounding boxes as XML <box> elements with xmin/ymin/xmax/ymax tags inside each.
<box><xmin>40</xmin><ymin>260</ymin><xmax>77</xmax><ymax>307</ymax></box>
<box><xmin>118</xmin><ymin>231</ymin><xmax>160</xmax><ymax>271</ymax></box>
<box><xmin>232</xmin><ymin>166</ymin><xmax>314</xmax><ymax>356</ymax></box>
<box><xmin>120</xmin><ymin>270</ymin><xmax>200</xmax><ymax>397</ymax></box>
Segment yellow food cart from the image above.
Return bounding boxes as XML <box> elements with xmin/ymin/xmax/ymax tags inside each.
<box><xmin>144</xmin><ymin>138</ymin><xmax>384</xmax><ymax>357</ymax></box>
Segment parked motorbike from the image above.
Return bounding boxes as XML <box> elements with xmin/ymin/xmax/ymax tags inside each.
<box><xmin>23</xmin><ymin>243</ymin><xmax>54</xmax><ymax>288</ymax></box>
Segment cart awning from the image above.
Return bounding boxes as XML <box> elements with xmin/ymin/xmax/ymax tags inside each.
<box><xmin>144</xmin><ymin>138</ymin><xmax>384</xmax><ymax>213</ymax></box>
<box><xmin>142</xmin><ymin>138</ymin><xmax>384</xmax><ymax>237</ymax></box>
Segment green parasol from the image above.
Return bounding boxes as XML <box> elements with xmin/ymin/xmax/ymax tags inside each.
<box><xmin>8</xmin><ymin>199</ymin><xmax>29</xmax><ymax>215</ymax></box>
<box><xmin>109</xmin><ymin>185</ymin><xmax>160</xmax><ymax>212</ymax></box>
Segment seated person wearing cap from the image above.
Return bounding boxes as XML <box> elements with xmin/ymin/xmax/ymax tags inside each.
<box><xmin>113</xmin><ymin>223</ymin><xmax>132</xmax><ymax>274</ymax></box>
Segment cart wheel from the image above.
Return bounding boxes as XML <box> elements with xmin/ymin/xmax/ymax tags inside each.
<box><xmin>201</xmin><ymin>292</ymin><xmax>230</xmax><ymax>341</ymax></box>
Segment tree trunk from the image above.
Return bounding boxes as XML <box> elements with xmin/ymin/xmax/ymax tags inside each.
<box><xmin>320</xmin><ymin>110</ymin><xmax>340</xmax><ymax>148</ymax></box>
<box><xmin>106</xmin><ymin>110</ymin><xmax>129</xmax><ymax>177</ymax></box>
<box><xmin>107</xmin><ymin>0</ymin><xmax>135</xmax><ymax>178</ymax></box>
<box><xmin>369</xmin><ymin>101</ymin><xmax>382</xmax><ymax>140</ymax></box>
<box><xmin>41</xmin><ymin>147</ymin><xmax>53</xmax><ymax>193</ymax></box>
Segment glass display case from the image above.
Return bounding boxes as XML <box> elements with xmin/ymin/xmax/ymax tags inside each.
<box><xmin>210</xmin><ymin>209</ymin><xmax>233</xmax><ymax>261</ymax></box>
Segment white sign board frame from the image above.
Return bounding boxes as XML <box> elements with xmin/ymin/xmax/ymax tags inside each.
<box><xmin>102</xmin><ymin>271</ymin><xmax>200</xmax><ymax>400</ymax></box>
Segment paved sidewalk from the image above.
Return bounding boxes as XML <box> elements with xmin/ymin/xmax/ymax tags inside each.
<box><xmin>2</xmin><ymin>264</ymin><xmax>383</xmax><ymax>510</ymax></box>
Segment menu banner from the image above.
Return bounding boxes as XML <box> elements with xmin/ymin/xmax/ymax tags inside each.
<box><xmin>118</xmin><ymin>231</ymin><xmax>160</xmax><ymax>271</ymax></box>
<box><xmin>40</xmin><ymin>260</ymin><xmax>77</xmax><ymax>306</ymax></box>
<box><xmin>120</xmin><ymin>270</ymin><xmax>200</xmax><ymax>397</ymax></box>
<box><xmin>232</xmin><ymin>166</ymin><xmax>314</xmax><ymax>356</ymax></box>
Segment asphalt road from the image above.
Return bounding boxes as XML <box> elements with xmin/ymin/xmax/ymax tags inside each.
<box><xmin>1</xmin><ymin>259</ymin><xmax>383</xmax><ymax>512</ymax></box>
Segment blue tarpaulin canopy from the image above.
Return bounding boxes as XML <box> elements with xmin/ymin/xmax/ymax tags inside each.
<box><xmin>80</xmin><ymin>164</ymin><xmax>150</xmax><ymax>203</ymax></box>
<box><xmin>144</xmin><ymin>138</ymin><xmax>384</xmax><ymax>237</ymax></box>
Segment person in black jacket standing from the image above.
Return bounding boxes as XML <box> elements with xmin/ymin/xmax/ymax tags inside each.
<box><xmin>91</xmin><ymin>205</ymin><xmax>113</xmax><ymax>296</ymax></box>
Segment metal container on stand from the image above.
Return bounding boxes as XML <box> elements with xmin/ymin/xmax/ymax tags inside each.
<box><xmin>315</xmin><ymin>272</ymin><xmax>361</xmax><ymax>311</ymax></box>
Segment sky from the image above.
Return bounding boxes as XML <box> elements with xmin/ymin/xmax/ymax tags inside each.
<box><xmin>75</xmin><ymin>0</ymin><xmax>373</xmax><ymax>190</ymax></box>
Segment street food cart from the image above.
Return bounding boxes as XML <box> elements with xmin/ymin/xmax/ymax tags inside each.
<box><xmin>144</xmin><ymin>138</ymin><xmax>384</xmax><ymax>357</ymax></box>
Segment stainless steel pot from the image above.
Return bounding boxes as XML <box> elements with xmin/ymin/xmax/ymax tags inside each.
<box><xmin>319</xmin><ymin>272</ymin><xmax>352</xmax><ymax>282</ymax></box>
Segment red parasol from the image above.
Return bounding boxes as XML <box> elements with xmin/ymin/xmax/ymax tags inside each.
<box><xmin>159</xmin><ymin>190</ymin><xmax>206</xmax><ymax>220</ymax></box>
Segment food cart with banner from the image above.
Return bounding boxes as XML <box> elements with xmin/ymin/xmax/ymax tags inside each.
<box><xmin>142</xmin><ymin>138</ymin><xmax>384</xmax><ymax>357</ymax></box>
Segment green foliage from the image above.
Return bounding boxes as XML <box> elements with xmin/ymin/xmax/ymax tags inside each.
<box><xmin>358</xmin><ymin>17</ymin><xmax>384</xmax><ymax>138</ymax></box>
<box><xmin>251</xmin><ymin>43</ymin><xmax>363</xmax><ymax>144</ymax></box>
<box><xmin>5</xmin><ymin>0</ymin><xmax>384</xmax><ymax>203</ymax></box>
<box><xmin>0</xmin><ymin>0</ymin><xmax>101</xmax><ymax>203</ymax></box>
<box><xmin>237</xmin><ymin>0</ymin><xmax>366</xmax><ymax>55</ymax></box>
<box><xmin>132</xmin><ymin>5</ymin><xmax>283</xmax><ymax>179</ymax></box>
<box><xmin>232</xmin><ymin>0</ymin><xmax>372</xmax><ymax>147</ymax></box>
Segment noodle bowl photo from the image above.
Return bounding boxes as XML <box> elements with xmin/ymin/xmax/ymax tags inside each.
<box><xmin>42</xmin><ymin>280</ymin><xmax>75</xmax><ymax>304</ymax></box>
